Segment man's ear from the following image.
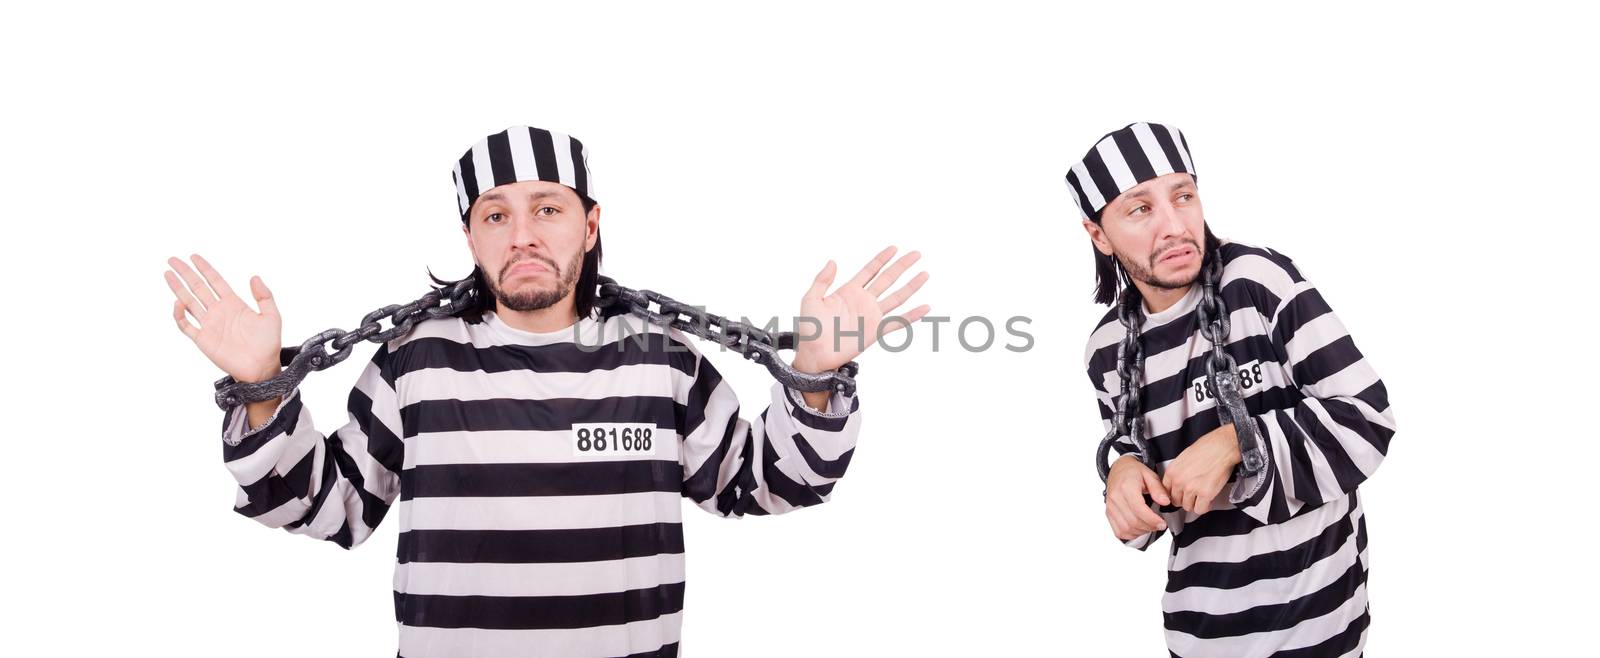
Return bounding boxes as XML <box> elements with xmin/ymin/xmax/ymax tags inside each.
<box><xmin>584</xmin><ymin>203</ymin><xmax>601</xmax><ymax>252</ymax></box>
<box><xmin>1083</xmin><ymin>218</ymin><xmax>1114</xmax><ymax>256</ymax></box>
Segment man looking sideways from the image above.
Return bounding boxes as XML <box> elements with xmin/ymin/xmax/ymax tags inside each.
<box><xmin>1071</xmin><ymin>122</ymin><xmax>1395</xmax><ymax>657</ymax></box>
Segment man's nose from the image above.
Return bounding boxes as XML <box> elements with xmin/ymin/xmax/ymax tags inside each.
<box><xmin>1154</xmin><ymin>202</ymin><xmax>1186</xmax><ymax>239</ymax></box>
<box><xmin>509</xmin><ymin>211</ymin><xmax>542</xmax><ymax>247</ymax></box>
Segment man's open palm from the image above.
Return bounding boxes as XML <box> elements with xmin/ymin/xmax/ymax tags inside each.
<box><xmin>795</xmin><ymin>245</ymin><xmax>930</xmax><ymax>373</ymax></box>
<box><xmin>165</xmin><ymin>254</ymin><xmax>283</xmax><ymax>383</ymax></box>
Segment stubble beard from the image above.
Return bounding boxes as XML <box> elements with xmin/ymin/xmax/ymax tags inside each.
<box><xmin>1117</xmin><ymin>237</ymin><xmax>1202</xmax><ymax>291</ymax></box>
<box><xmin>487</xmin><ymin>248</ymin><xmax>586</xmax><ymax>312</ymax></box>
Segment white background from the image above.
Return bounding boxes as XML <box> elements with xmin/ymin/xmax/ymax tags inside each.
<box><xmin>3</xmin><ymin>2</ymin><xmax>1596</xmax><ymax>656</ymax></box>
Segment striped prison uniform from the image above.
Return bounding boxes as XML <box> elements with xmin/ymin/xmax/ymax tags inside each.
<box><xmin>219</xmin><ymin>308</ymin><xmax>862</xmax><ymax>657</ymax></box>
<box><xmin>1084</xmin><ymin>241</ymin><xmax>1395</xmax><ymax>657</ymax></box>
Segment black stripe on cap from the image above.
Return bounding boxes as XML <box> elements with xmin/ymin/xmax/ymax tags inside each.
<box><xmin>1150</xmin><ymin>126</ymin><xmax>1188</xmax><ymax>176</ymax></box>
<box><xmin>529</xmin><ymin>127</ymin><xmax>561</xmax><ymax>185</ymax></box>
<box><xmin>1080</xmin><ymin>146</ymin><xmax>1122</xmax><ymax>207</ymax></box>
<box><xmin>1112</xmin><ymin>128</ymin><xmax>1157</xmax><ymax>182</ymax></box>
<box><xmin>1064</xmin><ymin>169</ymin><xmax>1096</xmax><ymax>219</ymax></box>
<box><xmin>1176</xmin><ymin>128</ymin><xmax>1195</xmax><ymax>173</ymax></box>
<box><xmin>569</xmin><ymin>137</ymin><xmax>589</xmax><ymax>199</ymax></box>
<box><xmin>485</xmin><ymin>130</ymin><xmax>517</xmax><ymax>187</ymax></box>
<box><xmin>457</xmin><ymin>154</ymin><xmax>480</xmax><ymax>203</ymax></box>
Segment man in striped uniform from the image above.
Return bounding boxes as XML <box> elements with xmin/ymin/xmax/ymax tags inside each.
<box><xmin>1068</xmin><ymin>123</ymin><xmax>1395</xmax><ymax>657</ymax></box>
<box><xmin>165</xmin><ymin>126</ymin><xmax>930</xmax><ymax>657</ymax></box>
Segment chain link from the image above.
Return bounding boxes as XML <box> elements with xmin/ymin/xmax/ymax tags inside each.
<box><xmin>1094</xmin><ymin>291</ymin><xmax>1151</xmax><ymax>483</ymax></box>
<box><xmin>1095</xmin><ymin>250</ymin><xmax>1270</xmax><ymax>505</ymax></box>
<box><xmin>595</xmin><ymin>277</ymin><xmax>858</xmax><ymax>395</ymax></box>
<box><xmin>1193</xmin><ymin>254</ymin><xmax>1269</xmax><ymax>502</ymax></box>
<box><xmin>213</xmin><ymin>274</ymin><xmax>857</xmax><ymax>410</ymax></box>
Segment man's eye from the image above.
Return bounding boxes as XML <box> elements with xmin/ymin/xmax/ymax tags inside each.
<box><xmin>486</xmin><ymin>212</ymin><xmax>505</xmax><ymax>223</ymax></box>
<box><xmin>538</xmin><ymin>206</ymin><xmax>558</xmax><ymax>216</ymax></box>
<box><xmin>1177</xmin><ymin>193</ymin><xmax>1193</xmax><ymax>202</ymax></box>
<box><xmin>1131</xmin><ymin>205</ymin><xmax>1150</xmax><ymax>215</ymax></box>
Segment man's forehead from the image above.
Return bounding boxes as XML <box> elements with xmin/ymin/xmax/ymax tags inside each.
<box><xmin>1114</xmin><ymin>172</ymin><xmax>1196</xmax><ymax>201</ymax></box>
<box><xmin>476</xmin><ymin>180</ymin><xmax>581</xmax><ymax>203</ymax></box>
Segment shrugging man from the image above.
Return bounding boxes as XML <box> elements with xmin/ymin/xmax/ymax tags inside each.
<box><xmin>166</xmin><ymin>125</ymin><xmax>930</xmax><ymax>658</ymax></box>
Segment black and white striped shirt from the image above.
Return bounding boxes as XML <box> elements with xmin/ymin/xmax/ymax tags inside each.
<box><xmin>1084</xmin><ymin>241</ymin><xmax>1394</xmax><ymax>657</ymax></box>
<box><xmin>220</xmin><ymin>307</ymin><xmax>862</xmax><ymax>658</ymax></box>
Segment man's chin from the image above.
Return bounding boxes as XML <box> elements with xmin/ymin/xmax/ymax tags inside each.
<box><xmin>1149</xmin><ymin>266</ymin><xmax>1201</xmax><ymax>290</ymax></box>
<box><xmin>498</xmin><ymin>294</ymin><xmax>565</xmax><ymax>312</ymax></box>
<box><xmin>489</xmin><ymin>281</ymin><xmax>570</xmax><ymax>312</ymax></box>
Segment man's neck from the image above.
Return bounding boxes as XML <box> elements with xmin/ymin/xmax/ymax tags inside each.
<box><xmin>494</xmin><ymin>299</ymin><xmax>581</xmax><ymax>334</ymax></box>
<box><xmin>1134</xmin><ymin>280</ymin><xmax>1192</xmax><ymax>315</ymax></box>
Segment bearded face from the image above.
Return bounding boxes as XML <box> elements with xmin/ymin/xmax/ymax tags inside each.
<box><xmin>462</xmin><ymin>179</ymin><xmax>597</xmax><ymax>317</ymax></box>
<box><xmin>1086</xmin><ymin>172</ymin><xmax>1206</xmax><ymax>293</ymax></box>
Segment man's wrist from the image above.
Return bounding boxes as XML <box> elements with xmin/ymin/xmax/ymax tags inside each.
<box><xmin>790</xmin><ymin>352</ymin><xmax>823</xmax><ymax>376</ymax></box>
<box><xmin>1208</xmin><ymin>424</ymin><xmax>1243</xmax><ymax>466</ymax></box>
<box><xmin>240</xmin><ymin>365</ymin><xmax>282</xmax><ymax>384</ymax></box>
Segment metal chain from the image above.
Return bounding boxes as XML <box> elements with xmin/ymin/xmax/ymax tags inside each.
<box><xmin>1095</xmin><ymin>250</ymin><xmax>1270</xmax><ymax>504</ymax></box>
<box><xmin>595</xmin><ymin>276</ymin><xmax>858</xmax><ymax>396</ymax></box>
<box><xmin>1193</xmin><ymin>255</ymin><xmax>1269</xmax><ymax>502</ymax></box>
<box><xmin>213</xmin><ymin>274</ymin><xmax>856</xmax><ymax>410</ymax></box>
<box><xmin>1093</xmin><ymin>289</ymin><xmax>1153</xmax><ymax>483</ymax></box>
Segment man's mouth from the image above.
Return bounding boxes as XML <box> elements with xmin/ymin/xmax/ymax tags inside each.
<box><xmin>507</xmin><ymin>261</ymin><xmax>550</xmax><ymax>277</ymax></box>
<box><xmin>1158</xmin><ymin>245</ymin><xmax>1195</xmax><ymax>264</ymax></box>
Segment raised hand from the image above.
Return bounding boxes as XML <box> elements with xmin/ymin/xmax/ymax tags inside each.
<box><xmin>165</xmin><ymin>254</ymin><xmax>283</xmax><ymax>383</ymax></box>
<box><xmin>792</xmin><ymin>245</ymin><xmax>931</xmax><ymax>375</ymax></box>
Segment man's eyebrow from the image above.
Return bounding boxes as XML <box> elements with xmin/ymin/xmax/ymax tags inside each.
<box><xmin>475</xmin><ymin>190</ymin><xmax>568</xmax><ymax>211</ymax></box>
<box><xmin>1115</xmin><ymin>187</ymin><xmax>1153</xmax><ymax>207</ymax></box>
<box><xmin>1168</xmin><ymin>178</ymin><xmax>1196</xmax><ymax>192</ymax></box>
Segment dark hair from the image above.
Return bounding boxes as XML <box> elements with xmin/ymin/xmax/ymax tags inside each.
<box><xmin>1091</xmin><ymin>220</ymin><xmax>1221</xmax><ymax>306</ymax></box>
<box><xmin>429</xmin><ymin>194</ymin><xmax>603</xmax><ymax>323</ymax></box>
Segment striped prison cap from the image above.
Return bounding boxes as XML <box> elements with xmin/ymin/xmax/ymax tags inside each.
<box><xmin>1064</xmin><ymin>122</ymin><xmax>1196</xmax><ymax>221</ymax></box>
<box><xmin>452</xmin><ymin>125</ymin><xmax>593</xmax><ymax>222</ymax></box>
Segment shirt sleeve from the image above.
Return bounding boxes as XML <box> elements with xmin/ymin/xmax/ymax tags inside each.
<box><xmin>671</xmin><ymin>328</ymin><xmax>862</xmax><ymax>517</ymax></box>
<box><xmin>1231</xmin><ymin>255</ymin><xmax>1397</xmax><ymax>525</ymax></box>
<box><xmin>218</xmin><ymin>343</ymin><xmax>407</xmax><ymax>549</ymax></box>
